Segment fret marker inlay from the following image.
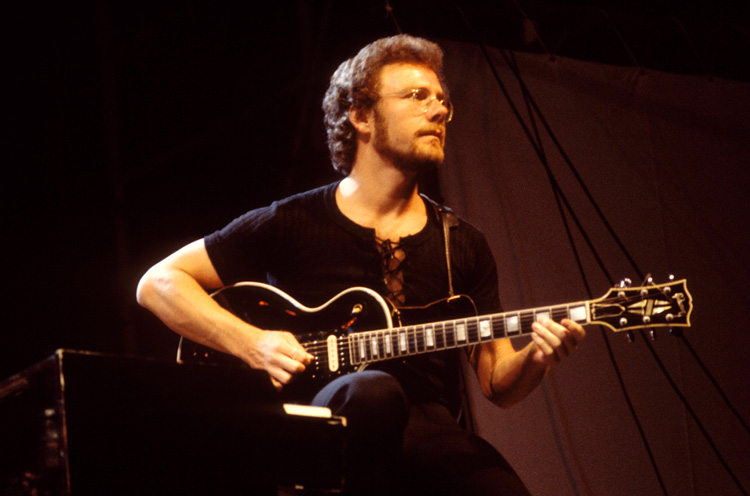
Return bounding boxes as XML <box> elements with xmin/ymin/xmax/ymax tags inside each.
<box><xmin>479</xmin><ymin>319</ymin><xmax>491</xmax><ymax>338</ymax></box>
<box><xmin>456</xmin><ymin>322</ymin><xmax>467</xmax><ymax>342</ymax></box>
<box><xmin>507</xmin><ymin>315</ymin><xmax>519</xmax><ymax>333</ymax></box>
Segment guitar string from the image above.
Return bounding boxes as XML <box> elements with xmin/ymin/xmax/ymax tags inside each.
<box><xmin>299</xmin><ymin>308</ymin><xmax>575</xmax><ymax>360</ymax></box>
<box><xmin>295</xmin><ymin>292</ymin><xmax>678</xmax><ymax>363</ymax></box>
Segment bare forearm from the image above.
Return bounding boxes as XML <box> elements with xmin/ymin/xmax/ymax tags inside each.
<box><xmin>485</xmin><ymin>342</ymin><xmax>548</xmax><ymax>408</ymax></box>
<box><xmin>136</xmin><ymin>239</ymin><xmax>311</xmax><ymax>389</ymax></box>
<box><xmin>477</xmin><ymin>318</ymin><xmax>586</xmax><ymax>408</ymax></box>
<box><xmin>136</xmin><ymin>265</ymin><xmax>258</xmax><ymax>357</ymax></box>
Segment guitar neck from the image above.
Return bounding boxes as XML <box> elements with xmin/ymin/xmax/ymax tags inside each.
<box><xmin>189</xmin><ymin>278</ymin><xmax>690</xmax><ymax>379</ymax></box>
<box><xmin>346</xmin><ymin>300</ymin><xmax>590</xmax><ymax>367</ymax></box>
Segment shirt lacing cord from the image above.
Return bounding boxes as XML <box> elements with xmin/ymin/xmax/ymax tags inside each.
<box><xmin>375</xmin><ymin>238</ymin><xmax>406</xmax><ymax>306</ymax></box>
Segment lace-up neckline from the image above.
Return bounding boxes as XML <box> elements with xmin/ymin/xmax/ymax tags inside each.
<box><xmin>375</xmin><ymin>237</ymin><xmax>406</xmax><ymax>306</ymax></box>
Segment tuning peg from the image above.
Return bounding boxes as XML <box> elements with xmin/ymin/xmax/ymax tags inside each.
<box><xmin>619</xmin><ymin>278</ymin><xmax>632</xmax><ymax>288</ymax></box>
<box><xmin>649</xmin><ymin>330</ymin><xmax>656</xmax><ymax>341</ymax></box>
<box><xmin>626</xmin><ymin>331</ymin><xmax>635</xmax><ymax>343</ymax></box>
<box><xmin>668</xmin><ymin>274</ymin><xmax>675</xmax><ymax>281</ymax></box>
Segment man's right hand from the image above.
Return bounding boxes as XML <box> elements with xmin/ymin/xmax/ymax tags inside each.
<box><xmin>137</xmin><ymin>239</ymin><xmax>312</xmax><ymax>391</ymax></box>
<box><xmin>243</xmin><ymin>330</ymin><xmax>314</xmax><ymax>390</ymax></box>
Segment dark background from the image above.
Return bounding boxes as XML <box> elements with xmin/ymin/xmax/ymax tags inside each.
<box><xmin>5</xmin><ymin>1</ymin><xmax>749</xmax><ymax>494</ymax></box>
<box><xmin>6</xmin><ymin>0</ymin><xmax>748</xmax><ymax>378</ymax></box>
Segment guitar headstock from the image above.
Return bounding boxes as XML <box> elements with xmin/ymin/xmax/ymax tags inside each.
<box><xmin>590</xmin><ymin>279</ymin><xmax>692</xmax><ymax>332</ymax></box>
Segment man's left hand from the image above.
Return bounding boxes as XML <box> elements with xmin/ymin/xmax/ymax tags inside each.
<box><xmin>530</xmin><ymin>318</ymin><xmax>586</xmax><ymax>366</ymax></box>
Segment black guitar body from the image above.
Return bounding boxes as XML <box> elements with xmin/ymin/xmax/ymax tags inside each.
<box><xmin>179</xmin><ymin>283</ymin><xmax>389</xmax><ymax>375</ymax></box>
<box><xmin>177</xmin><ymin>279</ymin><xmax>692</xmax><ymax>396</ymax></box>
<box><xmin>177</xmin><ymin>282</ymin><xmax>475</xmax><ymax>386</ymax></box>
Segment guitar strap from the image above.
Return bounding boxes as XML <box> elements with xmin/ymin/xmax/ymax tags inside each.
<box><xmin>421</xmin><ymin>195</ymin><xmax>459</xmax><ymax>297</ymax></box>
<box><xmin>422</xmin><ymin>195</ymin><xmax>476</xmax><ymax>433</ymax></box>
<box><xmin>439</xmin><ymin>205</ymin><xmax>459</xmax><ymax>298</ymax></box>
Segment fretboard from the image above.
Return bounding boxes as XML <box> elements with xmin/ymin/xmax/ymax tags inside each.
<box><xmin>347</xmin><ymin>301</ymin><xmax>590</xmax><ymax>366</ymax></box>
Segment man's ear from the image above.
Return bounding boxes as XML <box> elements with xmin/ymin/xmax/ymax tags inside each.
<box><xmin>348</xmin><ymin>106</ymin><xmax>372</xmax><ymax>135</ymax></box>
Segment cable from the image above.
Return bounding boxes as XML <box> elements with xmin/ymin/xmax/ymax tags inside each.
<box><xmin>450</xmin><ymin>5</ymin><xmax>695</xmax><ymax>494</ymax></box>
<box><xmin>508</xmin><ymin>40</ymin><xmax>747</xmax><ymax>494</ymax></box>
<box><xmin>449</xmin><ymin>6</ymin><xmax>668</xmax><ymax>489</ymax></box>
<box><xmin>384</xmin><ymin>0</ymin><xmax>403</xmax><ymax>34</ymax></box>
<box><xmin>503</xmin><ymin>47</ymin><xmax>670</xmax><ymax>495</ymax></box>
<box><xmin>675</xmin><ymin>332</ymin><xmax>750</xmax><ymax>436</ymax></box>
<box><xmin>457</xmin><ymin>10</ymin><xmax>749</xmax><ymax>494</ymax></box>
<box><xmin>639</xmin><ymin>332</ymin><xmax>749</xmax><ymax>495</ymax></box>
<box><xmin>541</xmin><ymin>381</ymin><xmax>582</xmax><ymax>496</ymax></box>
<box><xmin>500</xmin><ymin>24</ymin><xmax>749</xmax><ymax>495</ymax></box>
<box><xmin>516</xmin><ymin>76</ymin><xmax>582</xmax><ymax>494</ymax></box>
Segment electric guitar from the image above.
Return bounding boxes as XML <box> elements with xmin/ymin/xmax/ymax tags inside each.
<box><xmin>177</xmin><ymin>279</ymin><xmax>693</xmax><ymax>382</ymax></box>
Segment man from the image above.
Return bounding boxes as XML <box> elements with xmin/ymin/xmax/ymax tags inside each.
<box><xmin>137</xmin><ymin>34</ymin><xmax>585</xmax><ymax>495</ymax></box>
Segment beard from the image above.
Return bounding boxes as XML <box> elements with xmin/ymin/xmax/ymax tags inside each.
<box><xmin>372</xmin><ymin>108</ymin><xmax>445</xmax><ymax>174</ymax></box>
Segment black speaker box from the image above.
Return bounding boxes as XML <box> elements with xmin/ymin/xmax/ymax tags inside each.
<box><xmin>0</xmin><ymin>349</ymin><xmax>345</xmax><ymax>495</ymax></box>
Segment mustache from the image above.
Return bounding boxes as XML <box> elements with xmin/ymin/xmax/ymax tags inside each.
<box><xmin>416</xmin><ymin>126</ymin><xmax>445</xmax><ymax>138</ymax></box>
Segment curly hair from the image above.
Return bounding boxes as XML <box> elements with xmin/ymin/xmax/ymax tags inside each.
<box><xmin>322</xmin><ymin>34</ymin><xmax>447</xmax><ymax>175</ymax></box>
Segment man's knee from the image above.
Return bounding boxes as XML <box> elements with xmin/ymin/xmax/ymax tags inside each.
<box><xmin>312</xmin><ymin>370</ymin><xmax>408</xmax><ymax>430</ymax></box>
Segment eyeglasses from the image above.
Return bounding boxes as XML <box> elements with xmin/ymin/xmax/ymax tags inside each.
<box><xmin>381</xmin><ymin>88</ymin><xmax>454</xmax><ymax>122</ymax></box>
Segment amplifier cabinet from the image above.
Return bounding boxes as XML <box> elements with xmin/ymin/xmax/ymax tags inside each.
<box><xmin>0</xmin><ymin>349</ymin><xmax>345</xmax><ymax>495</ymax></box>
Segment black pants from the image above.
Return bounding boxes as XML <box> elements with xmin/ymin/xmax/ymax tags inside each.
<box><xmin>311</xmin><ymin>370</ymin><xmax>531</xmax><ymax>496</ymax></box>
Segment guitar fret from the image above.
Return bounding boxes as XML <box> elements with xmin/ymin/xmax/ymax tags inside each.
<box><xmin>535</xmin><ymin>309</ymin><xmax>550</xmax><ymax>322</ymax></box>
<box><xmin>359</xmin><ymin>333</ymin><xmax>367</xmax><ymax>361</ymax></box>
<box><xmin>367</xmin><ymin>333</ymin><xmax>374</xmax><ymax>360</ymax></box>
<box><xmin>520</xmin><ymin>312</ymin><xmax>535</xmax><ymax>331</ymax></box>
<box><xmin>467</xmin><ymin>320</ymin><xmax>479</xmax><ymax>343</ymax></box>
<box><xmin>491</xmin><ymin>315</ymin><xmax>505</xmax><ymax>339</ymax></box>
<box><xmin>425</xmin><ymin>324</ymin><xmax>435</xmax><ymax>349</ymax></box>
<box><xmin>347</xmin><ymin>335</ymin><xmax>355</xmax><ymax>366</ymax></box>
<box><xmin>434</xmin><ymin>323</ymin><xmax>445</xmax><ymax>349</ymax></box>
<box><xmin>383</xmin><ymin>330</ymin><xmax>393</xmax><ymax>356</ymax></box>
<box><xmin>569</xmin><ymin>305</ymin><xmax>587</xmax><ymax>323</ymax></box>
<box><xmin>506</xmin><ymin>314</ymin><xmax>520</xmax><ymax>335</ymax></box>
<box><xmin>479</xmin><ymin>318</ymin><xmax>492</xmax><ymax>340</ymax></box>
<box><xmin>398</xmin><ymin>330</ymin><xmax>407</xmax><ymax>354</ymax></box>
<box><xmin>445</xmin><ymin>321</ymin><xmax>456</xmax><ymax>347</ymax></box>
<box><xmin>552</xmin><ymin>308</ymin><xmax>569</xmax><ymax>321</ymax></box>
<box><xmin>415</xmin><ymin>325</ymin><xmax>425</xmax><ymax>352</ymax></box>
<box><xmin>455</xmin><ymin>321</ymin><xmax>467</xmax><ymax>343</ymax></box>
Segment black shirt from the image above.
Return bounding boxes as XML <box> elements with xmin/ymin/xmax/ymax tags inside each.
<box><xmin>204</xmin><ymin>182</ymin><xmax>500</xmax><ymax>412</ymax></box>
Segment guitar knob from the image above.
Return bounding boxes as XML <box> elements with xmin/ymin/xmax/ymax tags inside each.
<box><xmin>668</xmin><ymin>274</ymin><xmax>675</xmax><ymax>281</ymax></box>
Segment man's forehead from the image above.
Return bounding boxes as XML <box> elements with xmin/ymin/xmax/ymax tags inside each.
<box><xmin>377</xmin><ymin>63</ymin><xmax>442</xmax><ymax>92</ymax></box>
